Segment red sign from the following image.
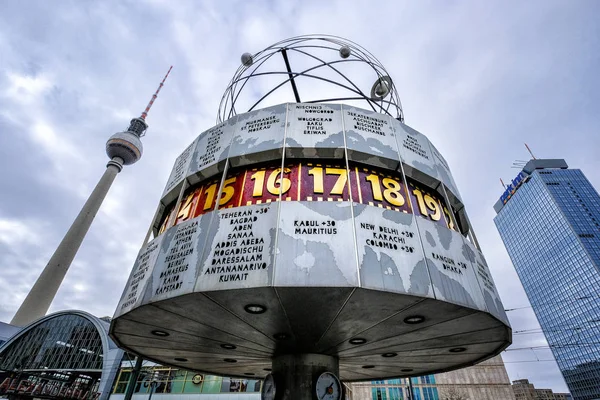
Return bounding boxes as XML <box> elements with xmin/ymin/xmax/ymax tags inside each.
<box><xmin>0</xmin><ymin>377</ymin><xmax>99</xmax><ymax>400</ymax></box>
<box><xmin>157</xmin><ymin>162</ymin><xmax>458</xmax><ymax>233</ymax></box>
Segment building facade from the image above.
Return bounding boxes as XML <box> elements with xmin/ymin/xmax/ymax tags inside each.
<box><xmin>511</xmin><ymin>379</ymin><xmax>572</xmax><ymax>400</ymax></box>
<box><xmin>0</xmin><ymin>311</ymin><xmax>123</xmax><ymax>400</ymax></box>
<box><xmin>108</xmin><ymin>361</ymin><xmax>260</xmax><ymax>399</ymax></box>
<box><xmin>348</xmin><ymin>356</ymin><xmax>516</xmax><ymax>400</ymax></box>
<box><xmin>494</xmin><ymin>159</ymin><xmax>600</xmax><ymax>400</ymax></box>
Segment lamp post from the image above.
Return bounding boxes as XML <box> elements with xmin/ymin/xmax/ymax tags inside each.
<box><xmin>147</xmin><ymin>371</ymin><xmax>162</xmax><ymax>400</ymax></box>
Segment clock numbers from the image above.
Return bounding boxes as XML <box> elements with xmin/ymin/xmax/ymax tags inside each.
<box><xmin>156</xmin><ymin>162</ymin><xmax>461</xmax><ymax>234</ymax></box>
<box><xmin>250</xmin><ymin>168</ymin><xmax>292</xmax><ymax>197</ymax></box>
<box><xmin>443</xmin><ymin>207</ymin><xmax>456</xmax><ymax>231</ymax></box>
<box><xmin>307</xmin><ymin>167</ymin><xmax>348</xmax><ymax>196</ymax></box>
<box><xmin>412</xmin><ymin>189</ymin><xmax>441</xmax><ymax>221</ymax></box>
<box><xmin>219</xmin><ymin>177</ymin><xmax>237</xmax><ymax>206</ymax></box>
<box><xmin>363</xmin><ymin>173</ymin><xmax>407</xmax><ymax>208</ymax></box>
<box><xmin>203</xmin><ymin>183</ymin><xmax>218</xmax><ymax>211</ymax></box>
<box><xmin>175</xmin><ymin>188</ymin><xmax>200</xmax><ymax>224</ymax></box>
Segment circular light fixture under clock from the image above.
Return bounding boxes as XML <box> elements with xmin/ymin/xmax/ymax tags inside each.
<box><xmin>403</xmin><ymin>315</ymin><xmax>425</xmax><ymax>325</ymax></box>
<box><xmin>449</xmin><ymin>347</ymin><xmax>467</xmax><ymax>353</ymax></box>
<box><xmin>244</xmin><ymin>304</ymin><xmax>267</xmax><ymax>314</ymax></box>
<box><xmin>348</xmin><ymin>338</ymin><xmax>367</xmax><ymax>345</ymax></box>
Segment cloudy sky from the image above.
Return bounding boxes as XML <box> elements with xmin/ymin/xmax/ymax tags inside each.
<box><xmin>1</xmin><ymin>0</ymin><xmax>599</xmax><ymax>393</ymax></box>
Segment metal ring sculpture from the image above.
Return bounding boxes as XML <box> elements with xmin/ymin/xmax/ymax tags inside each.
<box><xmin>218</xmin><ymin>34</ymin><xmax>404</xmax><ymax>123</ymax></box>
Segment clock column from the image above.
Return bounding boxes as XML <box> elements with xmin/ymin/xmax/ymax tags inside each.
<box><xmin>270</xmin><ymin>354</ymin><xmax>340</xmax><ymax>400</ymax></box>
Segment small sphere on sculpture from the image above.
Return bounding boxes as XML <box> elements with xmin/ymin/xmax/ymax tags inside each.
<box><xmin>339</xmin><ymin>46</ymin><xmax>351</xmax><ymax>59</ymax></box>
<box><xmin>241</xmin><ymin>52</ymin><xmax>254</xmax><ymax>67</ymax></box>
<box><xmin>106</xmin><ymin>131</ymin><xmax>143</xmax><ymax>165</ymax></box>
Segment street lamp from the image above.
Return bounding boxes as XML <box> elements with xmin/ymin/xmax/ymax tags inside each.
<box><xmin>147</xmin><ymin>371</ymin><xmax>163</xmax><ymax>400</ymax></box>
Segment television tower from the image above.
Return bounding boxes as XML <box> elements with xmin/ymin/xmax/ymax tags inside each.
<box><xmin>10</xmin><ymin>67</ymin><xmax>173</xmax><ymax>326</ymax></box>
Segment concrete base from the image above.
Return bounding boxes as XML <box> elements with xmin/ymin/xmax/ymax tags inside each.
<box><xmin>272</xmin><ymin>354</ymin><xmax>339</xmax><ymax>400</ymax></box>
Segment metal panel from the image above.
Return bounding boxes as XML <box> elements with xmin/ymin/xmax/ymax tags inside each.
<box><xmin>462</xmin><ymin>240</ymin><xmax>510</xmax><ymax>324</ymax></box>
<box><xmin>202</xmin><ymin>287</ymin><xmax>298</xmax><ymax>354</ymax></box>
<box><xmin>142</xmin><ymin>215</ymin><xmax>211</xmax><ymax>303</ymax></box>
<box><xmin>196</xmin><ymin>203</ymin><xmax>278</xmax><ymax>291</ymax></box>
<box><xmin>115</xmin><ymin>306</ymin><xmax>272</xmax><ymax>355</ymax></box>
<box><xmin>228</xmin><ymin>104</ymin><xmax>287</xmax><ymax>167</ymax></box>
<box><xmin>187</xmin><ymin>118</ymin><xmax>236</xmax><ymax>184</ymax></box>
<box><xmin>285</xmin><ymin>103</ymin><xmax>345</xmax><ymax>159</ymax></box>
<box><xmin>415</xmin><ymin>217</ymin><xmax>486</xmax><ymax>311</ymax></box>
<box><xmin>315</xmin><ymin>290</ymin><xmax>424</xmax><ymax>353</ymax></box>
<box><xmin>333</xmin><ymin>297</ymin><xmax>478</xmax><ymax>356</ymax></box>
<box><xmin>161</xmin><ymin>139</ymin><xmax>197</xmax><ymax>203</ymax></box>
<box><xmin>114</xmin><ymin>235</ymin><xmax>164</xmax><ymax>318</ymax></box>
<box><xmin>428</xmin><ymin>140</ymin><xmax>462</xmax><ymax>204</ymax></box>
<box><xmin>274</xmin><ymin>201</ymin><xmax>358</xmax><ymax>287</ymax></box>
<box><xmin>342</xmin><ymin>105</ymin><xmax>400</xmax><ymax>169</ymax></box>
<box><xmin>151</xmin><ymin>294</ymin><xmax>276</xmax><ymax>350</ymax></box>
<box><xmin>393</xmin><ymin>121</ymin><xmax>439</xmax><ymax>186</ymax></box>
<box><xmin>353</xmin><ymin>204</ymin><xmax>432</xmax><ymax>297</ymax></box>
<box><xmin>275</xmin><ymin>287</ymin><xmax>354</xmax><ymax>351</ymax></box>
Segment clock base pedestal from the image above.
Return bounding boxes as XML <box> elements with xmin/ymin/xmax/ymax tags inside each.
<box><xmin>272</xmin><ymin>354</ymin><xmax>340</xmax><ymax>400</ymax></box>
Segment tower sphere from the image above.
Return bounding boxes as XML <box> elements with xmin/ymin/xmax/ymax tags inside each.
<box><xmin>241</xmin><ymin>52</ymin><xmax>253</xmax><ymax>67</ymax></box>
<box><xmin>106</xmin><ymin>131</ymin><xmax>143</xmax><ymax>165</ymax></box>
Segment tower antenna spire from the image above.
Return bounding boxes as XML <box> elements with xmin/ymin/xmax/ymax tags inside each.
<box><xmin>141</xmin><ymin>66</ymin><xmax>173</xmax><ymax>120</ymax></box>
<box><xmin>524</xmin><ymin>143</ymin><xmax>536</xmax><ymax>160</ymax></box>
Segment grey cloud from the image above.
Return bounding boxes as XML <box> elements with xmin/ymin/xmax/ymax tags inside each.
<box><xmin>1</xmin><ymin>0</ymin><xmax>598</xmax><ymax>393</ymax></box>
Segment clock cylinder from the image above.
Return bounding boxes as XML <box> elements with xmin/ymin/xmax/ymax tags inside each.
<box><xmin>109</xmin><ymin>102</ymin><xmax>511</xmax><ymax>381</ymax></box>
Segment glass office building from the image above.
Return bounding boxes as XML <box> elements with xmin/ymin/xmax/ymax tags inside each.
<box><xmin>494</xmin><ymin>159</ymin><xmax>600</xmax><ymax>400</ymax></box>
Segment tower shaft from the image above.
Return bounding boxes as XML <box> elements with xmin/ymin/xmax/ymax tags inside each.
<box><xmin>11</xmin><ymin>158</ymin><xmax>123</xmax><ymax>326</ymax></box>
<box><xmin>11</xmin><ymin>66</ymin><xmax>171</xmax><ymax>326</ymax></box>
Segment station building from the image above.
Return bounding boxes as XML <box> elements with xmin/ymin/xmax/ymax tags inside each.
<box><xmin>0</xmin><ymin>311</ymin><xmax>122</xmax><ymax>400</ymax></box>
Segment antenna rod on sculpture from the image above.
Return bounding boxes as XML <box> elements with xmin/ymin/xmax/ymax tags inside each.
<box><xmin>524</xmin><ymin>143</ymin><xmax>536</xmax><ymax>160</ymax></box>
<box><xmin>141</xmin><ymin>66</ymin><xmax>173</xmax><ymax>120</ymax></box>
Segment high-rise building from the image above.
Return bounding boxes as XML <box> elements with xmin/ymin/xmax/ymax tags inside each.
<box><xmin>493</xmin><ymin>159</ymin><xmax>600</xmax><ymax>400</ymax></box>
<box><xmin>348</xmin><ymin>356</ymin><xmax>516</xmax><ymax>400</ymax></box>
<box><xmin>511</xmin><ymin>379</ymin><xmax>572</xmax><ymax>400</ymax></box>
